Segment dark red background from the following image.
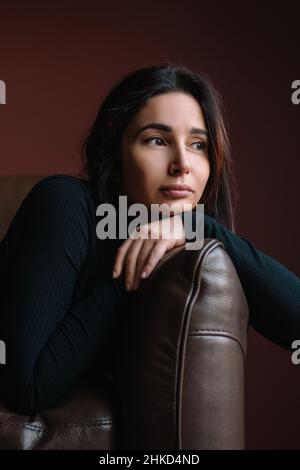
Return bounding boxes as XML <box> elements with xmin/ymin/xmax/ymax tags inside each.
<box><xmin>0</xmin><ymin>0</ymin><xmax>299</xmax><ymax>449</ymax></box>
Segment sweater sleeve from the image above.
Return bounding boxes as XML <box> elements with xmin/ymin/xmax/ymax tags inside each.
<box><xmin>0</xmin><ymin>177</ymin><xmax>125</xmax><ymax>415</ymax></box>
<box><xmin>181</xmin><ymin>211</ymin><xmax>300</xmax><ymax>351</ymax></box>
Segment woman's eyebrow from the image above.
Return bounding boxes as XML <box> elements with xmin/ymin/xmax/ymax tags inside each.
<box><xmin>134</xmin><ymin>122</ymin><xmax>208</xmax><ymax>138</ymax></box>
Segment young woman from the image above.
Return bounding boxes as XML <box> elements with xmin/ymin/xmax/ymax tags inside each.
<box><xmin>0</xmin><ymin>64</ymin><xmax>299</xmax><ymax>415</ymax></box>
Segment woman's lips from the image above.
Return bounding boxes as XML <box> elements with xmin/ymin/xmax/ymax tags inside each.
<box><xmin>160</xmin><ymin>189</ymin><xmax>192</xmax><ymax>198</ymax></box>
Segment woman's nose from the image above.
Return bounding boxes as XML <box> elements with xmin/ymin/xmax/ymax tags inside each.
<box><xmin>168</xmin><ymin>148</ymin><xmax>191</xmax><ymax>176</ymax></box>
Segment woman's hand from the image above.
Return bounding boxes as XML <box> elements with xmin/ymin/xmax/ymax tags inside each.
<box><xmin>112</xmin><ymin>214</ymin><xmax>185</xmax><ymax>290</ymax></box>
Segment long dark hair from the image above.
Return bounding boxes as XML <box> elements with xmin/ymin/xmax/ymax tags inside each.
<box><xmin>79</xmin><ymin>63</ymin><xmax>238</xmax><ymax>232</ymax></box>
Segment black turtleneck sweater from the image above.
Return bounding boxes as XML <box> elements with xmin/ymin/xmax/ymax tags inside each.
<box><xmin>0</xmin><ymin>174</ymin><xmax>299</xmax><ymax>415</ymax></box>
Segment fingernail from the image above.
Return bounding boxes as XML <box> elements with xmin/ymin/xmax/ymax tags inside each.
<box><xmin>112</xmin><ymin>270</ymin><xmax>118</xmax><ymax>278</ymax></box>
<box><xmin>141</xmin><ymin>271</ymin><xmax>147</xmax><ymax>278</ymax></box>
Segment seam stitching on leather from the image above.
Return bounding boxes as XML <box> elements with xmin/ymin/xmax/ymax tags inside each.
<box><xmin>189</xmin><ymin>328</ymin><xmax>236</xmax><ymax>334</ymax></box>
<box><xmin>176</xmin><ymin>239</ymin><xmax>223</xmax><ymax>449</ymax></box>
<box><xmin>189</xmin><ymin>329</ymin><xmax>246</xmax><ymax>359</ymax></box>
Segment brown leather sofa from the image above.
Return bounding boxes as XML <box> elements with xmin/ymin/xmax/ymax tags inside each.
<box><xmin>0</xmin><ymin>175</ymin><xmax>249</xmax><ymax>450</ymax></box>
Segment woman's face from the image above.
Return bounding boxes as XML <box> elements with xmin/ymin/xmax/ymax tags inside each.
<box><xmin>120</xmin><ymin>91</ymin><xmax>210</xmax><ymax>214</ymax></box>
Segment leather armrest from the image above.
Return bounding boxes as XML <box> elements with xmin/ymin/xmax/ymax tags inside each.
<box><xmin>115</xmin><ymin>238</ymin><xmax>249</xmax><ymax>450</ymax></box>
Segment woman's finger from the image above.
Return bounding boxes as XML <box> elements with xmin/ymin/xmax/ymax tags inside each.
<box><xmin>132</xmin><ymin>240</ymin><xmax>156</xmax><ymax>290</ymax></box>
<box><xmin>141</xmin><ymin>240</ymin><xmax>170</xmax><ymax>279</ymax></box>
<box><xmin>124</xmin><ymin>237</ymin><xmax>144</xmax><ymax>290</ymax></box>
<box><xmin>112</xmin><ymin>237</ymin><xmax>133</xmax><ymax>278</ymax></box>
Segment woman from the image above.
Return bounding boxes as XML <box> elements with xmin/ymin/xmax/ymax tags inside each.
<box><xmin>0</xmin><ymin>63</ymin><xmax>299</xmax><ymax>415</ymax></box>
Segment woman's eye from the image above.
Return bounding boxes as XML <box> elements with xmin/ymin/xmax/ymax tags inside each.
<box><xmin>144</xmin><ymin>137</ymin><xmax>207</xmax><ymax>151</ymax></box>
<box><xmin>191</xmin><ymin>141</ymin><xmax>207</xmax><ymax>151</ymax></box>
<box><xmin>144</xmin><ymin>136</ymin><xmax>165</xmax><ymax>146</ymax></box>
